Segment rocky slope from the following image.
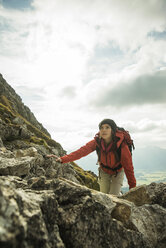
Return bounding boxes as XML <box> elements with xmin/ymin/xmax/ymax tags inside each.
<box><xmin>0</xmin><ymin>74</ymin><xmax>166</xmax><ymax>248</ymax></box>
<box><xmin>0</xmin><ymin>73</ymin><xmax>99</xmax><ymax>190</ymax></box>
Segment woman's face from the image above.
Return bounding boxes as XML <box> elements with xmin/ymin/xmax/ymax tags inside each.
<box><xmin>99</xmin><ymin>124</ymin><xmax>112</xmax><ymax>142</ymax></box>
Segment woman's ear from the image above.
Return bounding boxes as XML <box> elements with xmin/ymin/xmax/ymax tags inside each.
<box><xmin>99</xmin><ymin>131</ymin><xmax>101</xmax><ymax>138</ymax></box>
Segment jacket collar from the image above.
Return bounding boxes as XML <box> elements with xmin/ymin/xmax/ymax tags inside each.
<box><xmin>94</xmin><ymin>131</ymin><xmax>124</xmax><ymax>150</ymax></box>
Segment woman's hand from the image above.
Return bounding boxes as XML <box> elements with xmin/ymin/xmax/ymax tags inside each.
<box><xmin>46</xmin><ymin>154</ymin><xmax>62</xmax><ymax>163</ymax></box>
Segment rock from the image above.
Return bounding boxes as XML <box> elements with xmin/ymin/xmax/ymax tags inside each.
<box><xmin>0</xmin><ymin>176</ymin><xmax>65</xmax><ymax>248</ymax></box>
<box><xmin>0</xmin><ymin>175</ymin><xmax>28</xmax><ymax>189</ymax></box>
<box><xmin>51</xmin><ymin>148</ymin><xmax>59</xmax><ymax>156</ymax></box>
<box><xmin>12</xmin><ymin>116</ymin><xmax>25</xmax><ymax>125</ymax></box>
<box><xmin>111</xmin><ymin>195</ymin><xmax>134</xmax><ymax>225</ymax></box>
<box><xmin>120</xmin><ymin>185</ymin><xmax>151</xmax><ymax>206</ymax></box>
<box><xmin>44</xmin><ymin>158</ymin><xmax>82</xmax><ymax>184</ymax></box>
<box><xmin>0</xmin><ymin>137</ymin><xmax>4</xmax><ymax>147</ymax></box>
<box><xmin>129</xmin><ymin>204</ymin><xmax>166</xmax><ymax>248</ymax></box>
<box><xmin>15</xmin><ymin>147</ymin><xmax>38</xmax><ymax>158</ymax></box>
<box><xmin>18</xmin><ymin>124</ymin><xmax>33</xmax><ymax>139</ymax></box>
<box><xmin>0</xmin><ymin>156</ymin><xmax>33</xmax><ymax>176</ymax></box>
<box><xmin>0</xmin><ymin>148</ymin><xmax>44</xmax><ymax>178</ymax></box>
<box><xmin>0</xmin><ymin>147</ymin><xmax>6</xmax><ymax>152</ymax></box>
<box><xmin>0</xmin><ymin>148</ymin><xmax>98</xmax><ymax>189</ymax></box>
<box><xmin>146</xmin><ymin>182</ymin><xmax>166</xmax><ymax>208</ymax></box>
<box><xmin>30</xmin><ymin>176</ymin><xmax>46</xmax><ymax>189</ymax></box>
<box><xmin>120</xmin><ymin>183</ymin><xmax>166</xmax><ymax>208</ymax></box>
<box><xmin>0</xmin><ymin>122</ymin><xmax>21</xmax><ymax>141</ymax></box>
<box><xmin>111</xmin><ymin>195</ymin><xmax>166</xmax><ymax>248</ymax></box>
<box><xmin>0</xmin><ymin>149</ymin><xmax>14</xmax><ymax>158</ymax></box>
<box><xmin>1</xmin><ymin>175</ymin><xmax>166</xmax><ymax>248</ymax></box>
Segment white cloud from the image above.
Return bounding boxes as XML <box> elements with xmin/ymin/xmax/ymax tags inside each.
<box><xmin>88</xmin><ymin>70</ymin><xmax>166</xmax><ymax>109</ymax></box>
<box><xmin>0</xmin><ymin>0</ymin><xmax>166</xmax><ymax>151</ymax></box>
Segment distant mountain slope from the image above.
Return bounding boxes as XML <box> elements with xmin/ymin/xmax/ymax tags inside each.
<box><xmin>133</xmin><ymin>146</ymin><xmax>166</xmax><ymax>171</ymax></box>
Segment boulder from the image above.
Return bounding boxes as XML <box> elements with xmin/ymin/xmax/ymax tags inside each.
<box><xmin>15</xmin><ymin>147</ymin><xmax>38</xmax><ymax>158</ymax></box>
<box><xmin>120</xmin><ymin>183</ymin><xmax>166</xmax><ymax>208</ymax></box>
<box><xmin>0</xmin><ymin>156</ymin><xmax>34</xmax><ymax>176</ymax></box>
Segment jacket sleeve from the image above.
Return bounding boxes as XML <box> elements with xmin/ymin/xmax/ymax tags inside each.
<box><xmin>121</xmin><ymin>143</ymin><xmax>136</xmax><ymax>189</ymax></box>
<box><xmin>61</xmin><ymin>139</ymin><xmax>96</xmax><ymax>164</ymax></box>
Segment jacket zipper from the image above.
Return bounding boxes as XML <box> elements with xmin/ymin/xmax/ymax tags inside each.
<box><xmin>105</xmin><ymin>151</ymin><xmax>107</xmax><ymax>165</ymax></box>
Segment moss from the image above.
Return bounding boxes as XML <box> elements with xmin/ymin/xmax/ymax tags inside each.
<box><xmin>4</xmin><ymin>118</ymin><xmax>11</xmax><ymax>124</ymax></box>
<box><xmin>29</xmin><ymin>136</ymin><xmax>50</xmax><ymax>149</ymax></box>
<box><xmin>71</xmin><ymin>162</ymin><xmax>100</xmax><ymax>191</ymax></box>
<box><xmin>0</xmin><ymin>95</ymin><xmax>13</xmax><ymax>110</ymax></box>
<box><xmin>0</xmin><ymin>103</ymin><xmax>16</xmax><ymax>120</ymax></box>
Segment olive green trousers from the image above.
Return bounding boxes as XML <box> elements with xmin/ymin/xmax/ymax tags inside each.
<box><xmin>98</xmin><ymin>167</ymin><xmax>124</xmax><ymax>195</ymax></box>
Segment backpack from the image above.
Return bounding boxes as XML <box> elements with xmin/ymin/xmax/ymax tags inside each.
<box><xmin>95</xmin><ymin>127</ymin><xmax>135</xmax><ymax>165</ymax></box>
<box><xmin>117</xmin><ymin>127</ymin><xmax>135</xmax><ymax>156</ymax></box>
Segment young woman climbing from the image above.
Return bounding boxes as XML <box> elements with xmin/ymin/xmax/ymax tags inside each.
<box><xmin>47</xmin><ymin>119</ymin><xmax>136</xmax><ymax>195</ymax></box>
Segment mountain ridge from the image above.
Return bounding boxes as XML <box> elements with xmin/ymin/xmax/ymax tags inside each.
<box><xmin>0</xmin><ymin>73</ymin><xmax>99</xmax><ymax>190</ymax></box>
<box><xmin>0</xmin><ymin>73</ymin><xmax>50</xmax><ymax>137</ymax></box>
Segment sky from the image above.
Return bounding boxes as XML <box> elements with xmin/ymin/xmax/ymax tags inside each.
<box><xmin>0</xmin><ymin>0</ymin><xmax>166</xmax><ymax>161</ymax></box>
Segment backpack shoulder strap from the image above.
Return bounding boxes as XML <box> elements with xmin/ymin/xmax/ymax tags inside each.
<box><xmin>95</xmin><ymin>136</ymin><xmax>101</xmax><ymax>164</ymax></box>
<box><xmin>117</xmin><ymin>127</ymin><xmax>135</xmax><ymax>155</ymax></box>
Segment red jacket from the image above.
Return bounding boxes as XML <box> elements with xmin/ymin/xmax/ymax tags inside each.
<box><xmin>61</xmin><ymin>131</ymin><xmax>136</xmax><ymax>189</ymax></box>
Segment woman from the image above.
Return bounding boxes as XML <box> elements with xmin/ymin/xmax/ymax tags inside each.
<box><xmin>47</xmin><ymin>119</ymin><xmax>136</xmax><ymax>195</ymax></box>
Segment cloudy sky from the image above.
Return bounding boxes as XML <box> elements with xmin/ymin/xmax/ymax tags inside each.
<box><xmin>1</xmin><ymin>0</ymin><xmax>166</xmax><ymax>158</ymax></box>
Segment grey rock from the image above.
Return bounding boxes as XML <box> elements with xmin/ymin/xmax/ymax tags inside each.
<box><xmin>15</xmin><ymin>147</ymin><xmax>38</xmax><ymax>158</ymax></box>
<box><xmin>19</xmin><ymin>124</ymin><xmax>33</xmax><ymax>139</ymax></box>
<box><xmin>0</xmin><ymin>122</ymin><xmax>21</xmax><ymax>141</ymax></box>
<box><xmin>0</xmin><ymin>148</ymin><xmax>45</xmax><ymax>177</ymax></box>
<box><xmin>0</xmin><ymin>156</ymin><xmax>33</xmax><ymax>176</ymax></box>
<box><xmin>0</xmin><ymin>149</ymin><xmax>14</xmax><ymax>158</ymax></box>
<box><xmin>0</xmin><ymin>148</ymin><xmax>95</xmax><ymax>186</ymax></box>
<box><xmin>1</xmin><ymin>175</ymin><xmax>166</xmax><ymax>248</ymax></box>
<box><xmin>0</xmin><ymin>175</ymin><xmax>28</xmax><ymax>189</ymax></box>
<box><xmin>0</xmin><ymin>137</ymin><xmax>4</xmax><ymax>147</ymax></box>
<box><xmin>146</xmin><ymin>182</ymin><xmax>166</xmax><ymax>208</ymax></box>
<box><xmin>130</xmin><ymin>204</ymin><xmax>166</xmax><ymax>248</ymax></box>
<box><xmin>12</xmin><ymin>116</ymin><xmax>25</xmax><ymax>125</ymax></box>
<box><xmin>120</xmin><ymin>183</ymin><xmax>166</xmax><ymax>208</ymax></box>
<box><xmin>44</xmin><ymin>158</ymin><xmax>81</xmax><ymax>184</ymax></box>
<box><xmin>51</xmin><ymin>148</ymin><xmax>59</xmax><ymax>156</ymax></box>
<box><xmin>0</xmin><ymin>177</ymin><xmax>65</xmax><ymax>248</ymax></box>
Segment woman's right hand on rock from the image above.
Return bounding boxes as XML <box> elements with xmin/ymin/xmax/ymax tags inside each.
<box><xmin>46</xmin><ymin>154</ymin><xmax>62</xmax><ymax>163</ymax></box>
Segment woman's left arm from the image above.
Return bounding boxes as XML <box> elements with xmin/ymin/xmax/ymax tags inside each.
<box><xmin>121</xmin><ymin>143</ymin><xmax>136</xmax><ymax>189</ymax></box>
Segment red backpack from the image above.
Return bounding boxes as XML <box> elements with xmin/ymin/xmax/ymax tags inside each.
<box><xmin>117</xmin><ymin>127</ymin><xmax>135</xmax><ymax>155</ymax></box>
